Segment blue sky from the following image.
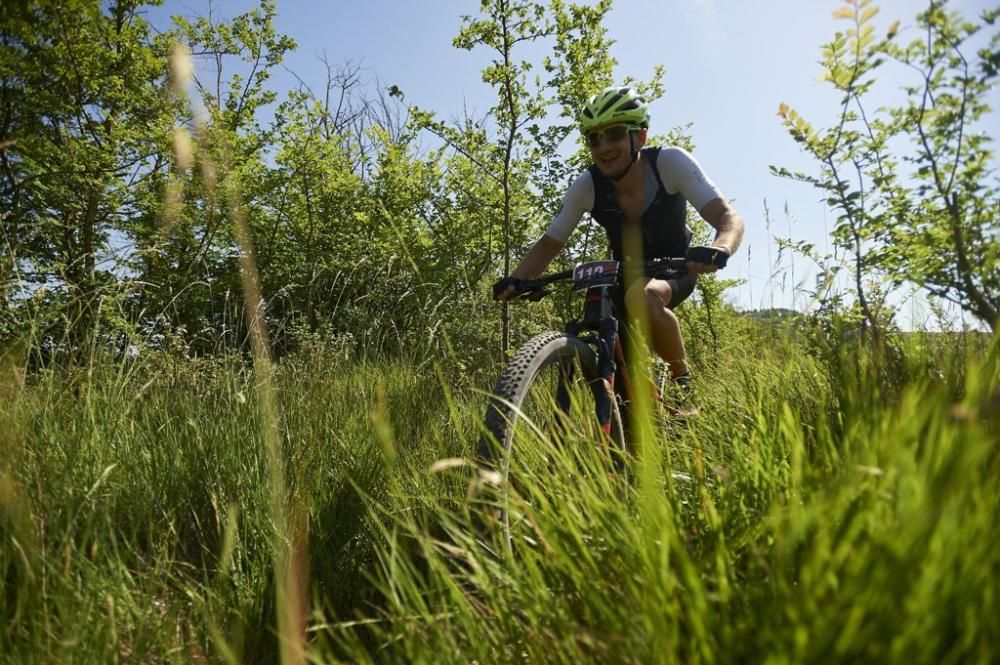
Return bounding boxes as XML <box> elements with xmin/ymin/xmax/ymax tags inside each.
<box><xmin>148</xmin><ymin>0</ymin><xmax>997</xmax><ymax>327</ymax></box>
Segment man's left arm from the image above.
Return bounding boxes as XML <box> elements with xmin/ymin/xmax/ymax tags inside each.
<box><xmin>699</xmin><ymin>198</ymin><xmax>744</xmax><ymax>254</ymax></box>
<box><xmin>689</xmin><ymin>198</ymin><xmax>744</xmax><ymax>273</ymax></box>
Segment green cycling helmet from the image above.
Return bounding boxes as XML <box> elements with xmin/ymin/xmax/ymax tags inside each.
<box><xmin>580</xmin><ymin>86</ymin><xmax>650</xmax><ymax>133</ymax></box>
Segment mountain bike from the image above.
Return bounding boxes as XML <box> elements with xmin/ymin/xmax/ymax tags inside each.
<box><xmin>477</xmin><ymin>257</ymin><xmax>688</xmax><ymax>547</ymax></box>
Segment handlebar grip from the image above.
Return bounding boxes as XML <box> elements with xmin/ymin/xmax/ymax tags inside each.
<box><xmin>646</xmin><ymin>257</ymin><xmax>689</xmax><ymax>278</ymax></box>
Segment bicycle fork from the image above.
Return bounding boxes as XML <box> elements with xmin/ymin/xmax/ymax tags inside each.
<box><xmin>562</xmin><ymin>286</ymin><xmax>620</xmax><ymax>435</ymax></box>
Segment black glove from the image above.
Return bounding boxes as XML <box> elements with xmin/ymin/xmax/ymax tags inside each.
<box><xmin>686</xmin><ymin>245</ymin><xmax>730</xmax><ymax>269</ymax></box>
<box><xmin>492</xmin><ymin>276</ymin><xmax>524</xmax><ymax>299</ymax></box>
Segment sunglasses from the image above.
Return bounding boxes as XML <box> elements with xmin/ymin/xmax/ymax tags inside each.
<box><xmin>585</xmin><ymin>124</ymin><xmax>637</xmax><ymax>147</ymax></box>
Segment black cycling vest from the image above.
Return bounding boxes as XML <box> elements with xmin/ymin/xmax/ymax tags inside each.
<box><xmin>588</xmin><ymin>146</ymin><xmax>692</xmax><ymax>262</ymax></box>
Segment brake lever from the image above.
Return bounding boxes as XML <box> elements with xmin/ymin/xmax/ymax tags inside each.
<box><xmin>525</xmin><ymin>288</ymin><xmax>551</xmax><ymax>302</ymax></box>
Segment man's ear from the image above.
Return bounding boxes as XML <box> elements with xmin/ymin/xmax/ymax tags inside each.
<box><xmin>635</xmin><ymin>128</ymin><xmax>649</xmax><ymax>147</ymax></box>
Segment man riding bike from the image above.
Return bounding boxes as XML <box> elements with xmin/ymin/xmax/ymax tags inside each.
<box><xmin>493</xmin><ymin>85</ymin><xmax>745</xmax><ymax>392</ymax></box>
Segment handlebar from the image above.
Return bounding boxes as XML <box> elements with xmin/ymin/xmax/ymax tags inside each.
<box><xmin>511</xmin><ymin>257</ymin><xmax>689</xmax><ymax>302</ymax></box>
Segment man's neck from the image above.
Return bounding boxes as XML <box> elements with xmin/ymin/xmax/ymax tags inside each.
<box><xmin>609</xmin><ymin>150</ymin><xmax>645</xmax><ymax>196</ymax></box>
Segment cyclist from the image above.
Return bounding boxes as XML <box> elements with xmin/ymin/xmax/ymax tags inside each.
<box><xmin>493</xmin><ymin>85</ymin><xmax>744</xmax><ymax>390</ymax></box>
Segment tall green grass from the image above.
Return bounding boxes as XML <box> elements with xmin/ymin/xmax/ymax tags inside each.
<box><xmin>317</xmin><ymin>326</ymin><xmax>998</xmax><ymax>664</ymax></box>
<box><xmin>0</xmin><ymin>349</ymin><xmax>478</xmax><ymax>663</ymax></box>
<box><xmin>1</xmin><ymin>321</ymin><xmax>996</xmax><ymax>663</ymax></box>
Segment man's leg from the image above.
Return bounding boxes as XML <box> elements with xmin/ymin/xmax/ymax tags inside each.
<box><xmin>624</xmin><ymin>278</ymin><xmax>689</xmax><ymax>379</ymax></box>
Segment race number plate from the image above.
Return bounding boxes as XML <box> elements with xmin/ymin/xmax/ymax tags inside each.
<box><xmin>572</xmin><ymin>260</ymin><xmax>620</xmax><ymax>290</ymax></box>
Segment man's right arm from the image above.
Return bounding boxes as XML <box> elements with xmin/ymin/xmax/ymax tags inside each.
<box><xmin>512</xmin><ymin>234</ymin><xmax>564</xmax><ymax>279</ymax></box>
<box><xmin>497</xmin><ymin>234</ymin><xmax>564</xmax><ymax>301</ymax></box>
<box><xmin>496</xmin><ymin>172</ymin><xmax>593</xmax><ymax>301</ymax></box>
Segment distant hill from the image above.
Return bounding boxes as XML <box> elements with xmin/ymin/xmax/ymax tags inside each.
<box><xmin>742</xmin><ymin>308</ymin><xmax>803</xmax><ymax>322</ymax></box>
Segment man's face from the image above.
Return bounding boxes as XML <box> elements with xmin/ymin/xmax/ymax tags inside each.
<box><xmin>587</xmin><ymin>124</ymin><xmax>646</xmax><ymax>176</ymax></box>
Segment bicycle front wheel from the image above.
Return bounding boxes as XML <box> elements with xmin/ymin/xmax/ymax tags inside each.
<box><xmin>477</xmin><ymin>332</ymin><xmax>626</xmax><ymax>547</ymax></box>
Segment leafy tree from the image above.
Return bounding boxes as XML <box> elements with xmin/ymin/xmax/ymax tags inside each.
<box><xmin>888</xmin><ymin>1</ymin><xmax>1000</xmax><ymax>329</ymax></box>
<box><xmin>413</xmin><ymin>0</ymin><xmax>552</xmax><ymax>353</ymax></box>
<box><xmin>250</xmin><ymin>87</ymin><xmax>366</xmax><ymax>346</ymax></box>
<box><xmin>407</xmin><ymin>0</ymin><xmax>656</xmax><ymax>354</ymax></box>
<box><xmin>126</xmin><ymin>0</ymin><xmax>296</xmax><ymax>354</ymax></box>
<box><xmin>775</xmin><ymin>0</ymin><xmax>999</xmax><ymax>334</ymax></box>
<box><xmin>0</xmin><ymin>0</ymin><xmax>176</xmax><ymax>357</ymax></box>
<box><xmin>774</xmin><ymin>0</ymin><xmax>901</xmax><ymax>346</ymax></box>
<box><xmin>133</xmin><ymin>5</ymin><xmax>449</xmax><ymax>359</ymax></box>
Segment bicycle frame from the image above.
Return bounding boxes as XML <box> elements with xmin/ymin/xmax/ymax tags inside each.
<box><xmin>480</xmin><ymin>256</ymin><xmax>690</xmax><ymax>550</ymax></box>
<box><xmin>563</xmin><ymin>286</ymin><xmax>620</xmax><ymax>435</ymax></box>
<box><xmin>512</xmin><ymin>256</ymin><xmax>687</xmax><ymax>438</ymax></box>
<box><xmin>561</xmin><ymin>263</ymin><xmax>649</xmax><ymax>436</ymax></box>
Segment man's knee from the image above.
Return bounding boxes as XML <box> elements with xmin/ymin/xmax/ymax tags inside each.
<box><xmin>643</xmin><ymin>281</ymin><xmax>672</xmax><ymax>312</ymax></box>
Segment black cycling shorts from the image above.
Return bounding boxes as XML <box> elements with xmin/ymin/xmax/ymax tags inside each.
<box><xmin>664</xmin><ymin>273</ymin><xmax>697</xmax><ymax>309</ymax></box>
<box><xmin>614</xmin><ymin>272</ymin><xmax>697</xmax><ymax>317</ymax></box>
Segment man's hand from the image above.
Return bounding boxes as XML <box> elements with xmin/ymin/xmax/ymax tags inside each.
<box><xmin>686</xmin><ymin>245</ymin><xmax>730</xmax><ymax>274</ymax></box>
<box><xmin>492</xmin><ymin>276</ymin><xmax>524</xmax><ymax>301</ymax></box>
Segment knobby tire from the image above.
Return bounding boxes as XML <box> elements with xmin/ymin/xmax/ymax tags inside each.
<box><xmin>477</xmin><ymin>331</ymin><xmax>626</xmax><ymax>551</ymax></box>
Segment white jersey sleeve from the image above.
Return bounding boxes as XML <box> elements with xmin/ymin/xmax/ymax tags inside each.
<box><xmin>543</xmin><ymin>171</ymin><xmax>596</xmax><ymax>244</ymax></box>
<box><xmin>656</xmin><ymin>147</ymin><xmax>725</xmax><ymax>212</ymax></box>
